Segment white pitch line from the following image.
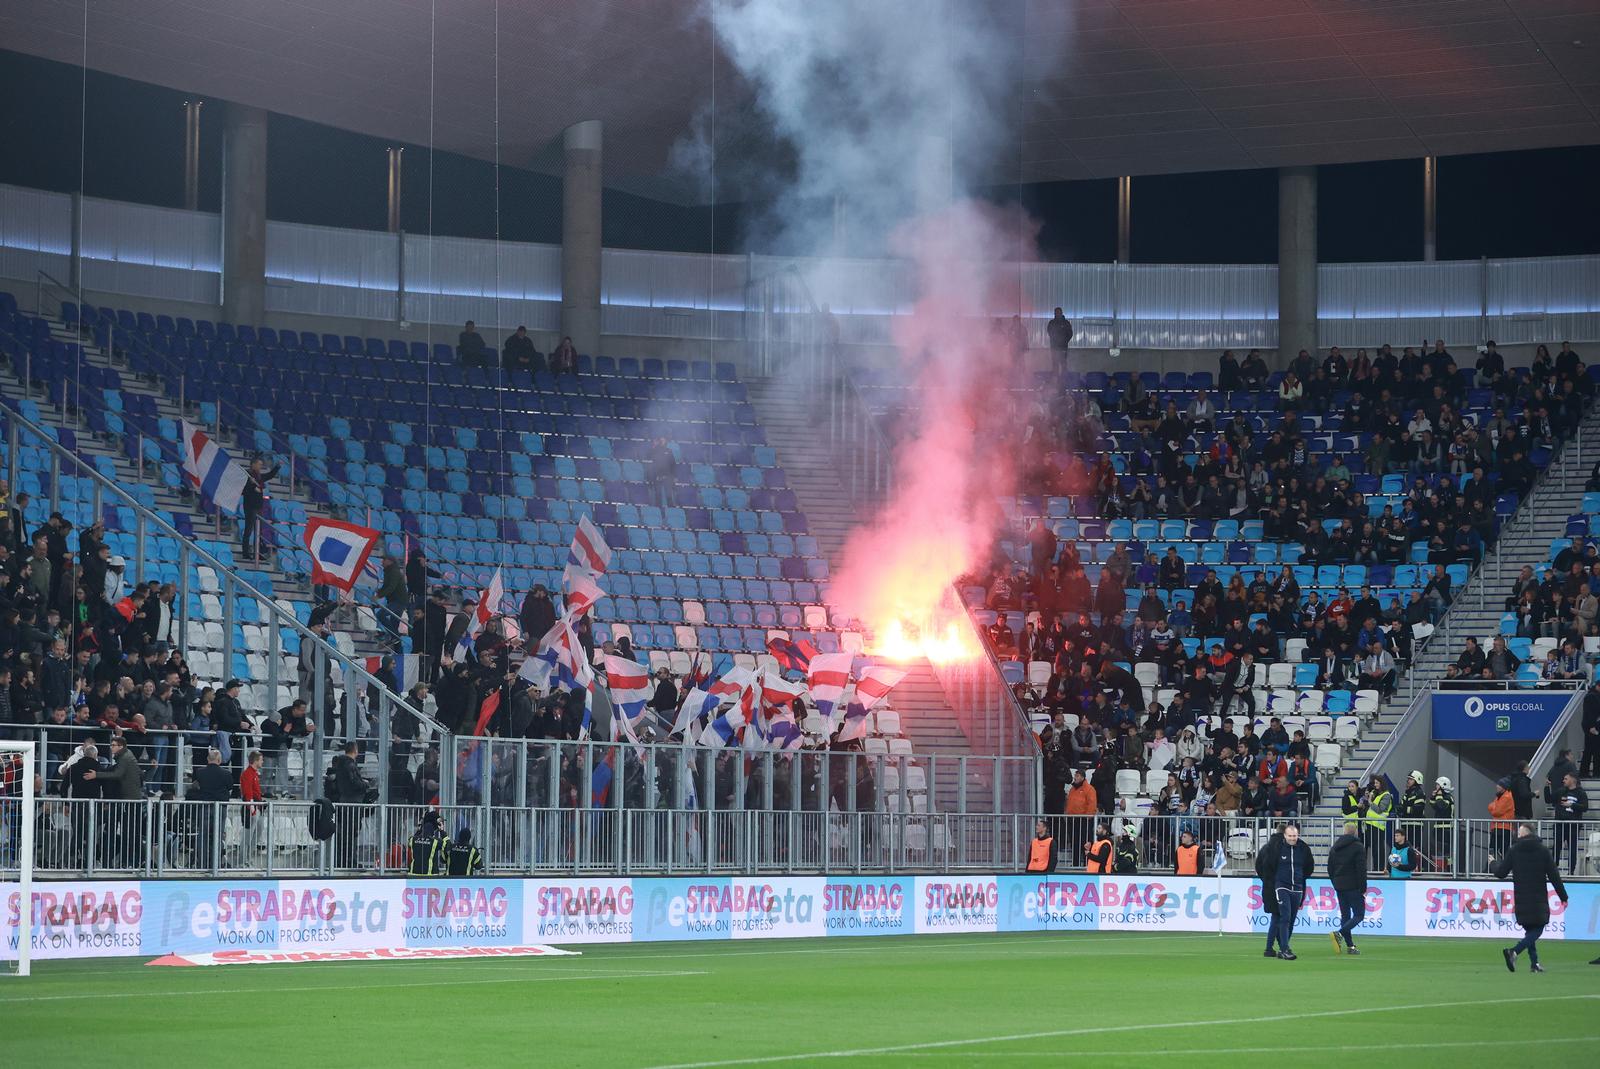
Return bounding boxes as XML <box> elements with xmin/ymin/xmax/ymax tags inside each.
<box><xmin>0</xmin><ymin>968</ymin><xmax>708</xmax><ymax>1005</ymax></box>
<box><xmin>877</xmin><ymin>1037</ymin><xmax>1600</xmax><ymax>1058</ymax></box>
<box><xmin>11</xmin><ymin>932</ymin><xmax>1224</xmax><ymax>980</ymax></box>
<box><xmin>638</xmin><ymin>993</ymin><xmax>1600</xmax><ymax>1069</ymax></box>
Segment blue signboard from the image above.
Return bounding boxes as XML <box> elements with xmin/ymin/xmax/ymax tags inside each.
<box><xmin>1430</xmin><ymin>691</ymin><xmax>1571</xmax><ymax>742</ymax></box>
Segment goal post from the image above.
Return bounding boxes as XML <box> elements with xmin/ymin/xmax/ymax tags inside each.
<box><xmin>0</xmin><ymin>740</ymin><xmax>34</xmax><ymax>978</ymax></box>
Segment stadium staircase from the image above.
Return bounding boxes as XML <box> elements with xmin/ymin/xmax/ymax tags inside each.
<box><xmin>748</xmin><ymin>374</ymin><xmax>991</xmax><ymax>811</ymax></box>
<box><xmin>1306</xmin><ymin>404</ymin><xmax>1600</xmax><ymax>840</ymax></box>
<box><xmin>4</xmin><ymin>313</ymin><xmax>387</xmax><ymax>677</ymax></box>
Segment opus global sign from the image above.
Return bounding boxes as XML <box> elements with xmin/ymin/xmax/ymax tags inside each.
<box><xmin>1430</xmin><ymin>691</ymin><xmax>1574</xmax><ymax>742</ymax></box>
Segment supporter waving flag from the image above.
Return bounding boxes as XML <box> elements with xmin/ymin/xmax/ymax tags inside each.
<box><xmin>672</xmin><ymin>686</ymin><xmax>722</xmax><ymax>739</ymax></box>
<box><xmin>180</xmin><ymin>420</ymin><xmax>248</xmax><ymax>514</ymax></box>
<box><xmin>453</xmin><ymin>567</ymin><xmax>503</xmax><ymax>661</ymax></box>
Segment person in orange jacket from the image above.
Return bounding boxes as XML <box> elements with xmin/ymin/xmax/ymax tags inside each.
<box><xmin>1487</xmin><ymin>780</ymin><xmax>1516</xmax><ymax>870</ymax></box>
<box><xmin>1065</xmin><ymin>769</ymin><xmax>1098</xmax><ymax>867</ymax></box>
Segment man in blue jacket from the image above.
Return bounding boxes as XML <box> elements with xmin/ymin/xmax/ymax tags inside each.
<box><xmin>1255</xmin><ymin>822</ymin><xmax>1315</xmax><ymax>960</ymax></box>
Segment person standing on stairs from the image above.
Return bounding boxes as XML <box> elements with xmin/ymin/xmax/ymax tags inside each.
<box><xmin>241</xmin><ymin>456</ymin><xmax>280</xmax><ymax>560</ymax></box>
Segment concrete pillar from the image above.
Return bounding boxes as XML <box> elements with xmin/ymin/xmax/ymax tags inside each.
<box><xmin>1277</xmin><ymin>165</ymin><xmax>1318</xmax><ymax>365</ymax></box>
<box><xmin>1116</xmin><ymin>176</ymin><xmax>1132</xmax><ymax>264</ymax></box>
<box><xmin>1422</xmin><ymin>155</ymin><xmax>1437</xmax><ymax>262</ymax></box>
<box><xmin>221</xmin><ymin>103</ymin><xmax>268</xmax><ymax>325</ymax></box>
<box><xmin>561</xmin><ymin>120</ymin><xmax>603</xmax><ymax>357</ymax></box>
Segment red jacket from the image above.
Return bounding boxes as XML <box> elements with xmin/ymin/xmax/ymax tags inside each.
<box><xmin>240</xmin><ymin>766</ymin><xmax>263</xmax><ymax>804</ymax></box>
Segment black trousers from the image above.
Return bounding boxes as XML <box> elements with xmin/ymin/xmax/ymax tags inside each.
<box><xmin>1335</xmin><ymin>887</ymin><xmax>1365</xmax><ymax>946</ymax></box>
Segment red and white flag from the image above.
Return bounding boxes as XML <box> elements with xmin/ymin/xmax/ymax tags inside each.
<box><xmin>854</xmin><ymin>665</ymin><xmax>907</xmax><ymax>710</ymax></box>
<box><xmin>454</xmin><ymin>567</ymin><xmax>504</xmax><ymax>661</ymax></box>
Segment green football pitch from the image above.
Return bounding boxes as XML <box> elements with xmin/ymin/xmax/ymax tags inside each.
<box><xmin>6</xmin><ymin>933</ymin><xmax>1599</xmax><ymax>1067</ymax></box>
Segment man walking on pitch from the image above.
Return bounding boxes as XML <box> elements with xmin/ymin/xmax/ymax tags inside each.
<box><xmin>1493</xmin><ymin>822</ymin><xmax>1567</xmax><ymax>972</ymax></box>
<box><xmin>1255</xmin><ymin>822</ymin><xmax>1314</xmax><ymax>960</ymax></box>
<box><xmin>1327</xmin><ymin>821</ymin><xmax>1367</xmax><ymax>955</ymax></box>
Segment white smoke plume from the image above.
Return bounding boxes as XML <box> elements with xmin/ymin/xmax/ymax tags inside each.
<box><xmin>707</xmin><ymin>0</ymin><xmax>1063</xmax><ymax>661</ymax></box>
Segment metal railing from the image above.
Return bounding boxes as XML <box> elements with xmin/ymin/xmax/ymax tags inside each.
<box><xmin>0</xmin><ymin>402</ymin><xmax>447</xmax><ymax>805</ymax></box>
<box><xmin>9</xmin><ymin>803</ymin><xmax>1592</xmax><ymax>880</ymax></box>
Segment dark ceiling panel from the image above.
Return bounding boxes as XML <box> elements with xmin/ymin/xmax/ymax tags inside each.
<box><xmin>1</xmin><ymin>0</ymin><xmax>1595</xmax><ymax>200</ymax></box>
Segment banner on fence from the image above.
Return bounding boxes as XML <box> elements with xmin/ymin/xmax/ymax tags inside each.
<box><xmin>4</xmin><ymin>875</ymin><xmax>1595</xmax><ymax>960</ymax></box>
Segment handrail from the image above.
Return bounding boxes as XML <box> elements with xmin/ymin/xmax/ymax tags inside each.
<box><xmin>0</xmin><ymin>398</ymin><xmax>446</xmax><ymax>745</ymax></box>
<box><xmin>49</xmin><ymin>275</ymin><xmax>338</xmax><ymax>496</ymax></box>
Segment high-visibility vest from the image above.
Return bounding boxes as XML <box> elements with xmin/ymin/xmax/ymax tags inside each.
<box><xmin>1087</xmin><ymin>837</ymin><xmax>1114</xmax><ymax>874</ymax></box>
<box><xmin>1364</xmin><ymin>790</ymin><xmax>1393</xmax><ymax>830</ymax></box>
<box><xmin>1027</xmin><ymin>836</ymin><xmax>1054</xmax><ymax>873</ymax></box>
<box><xmin>1176</xmin><ymin>842</ymin><xmax>1200</xmax><ymax>875</ymax></box>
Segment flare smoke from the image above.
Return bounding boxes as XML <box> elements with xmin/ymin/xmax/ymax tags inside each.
<box><xmin>707</xmin><ymin>0</ymin><xmax>1059</xmax><ymax>660</ymax></box>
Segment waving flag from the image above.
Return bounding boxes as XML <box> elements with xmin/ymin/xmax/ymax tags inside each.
<box><xmin>854</xmin><ymin>665</ymin><xmax>907</xmax><ymax>710</ymax></box>
<box><xmin>563</xmin><ymin>514</ymin><xmax>612</xmax><ymax>590</ymax></box>
<box><xmin>806</xmin><ymin>653</ymin><xmax>853</xmax><ymax>729</ymax></box>
<box><xmin>304</xmin><ymin>517</ymin><xmax>381</xmax><ymax>592</ymax></box>
<box><xmin>707</xmin><ymin>666</ymin><xmax>758</xmax><ymax>700</ymax></box>
<box><xmin>604</xmin><ymin>655</ymin><xmax>652</xmax><ymax>720</ymax></box>
<box><xmin>563</xmin><ymin>570</ymin><xmax>606</xmax><ymax>618</ymax></box>
<box><xmin>519</xmin><ymin>644</ymin><xmax>559</xmax><ymax>689</ymax></box>
<box><xmin>672</xmin><ymin>686</ymin><xmax>722</xmax><ymax>739</ymax></box>
<box><xmin>760</xmin><ymin>671</ymin><xmax>808</xmax><ymax>712</ymax></box>
<box><xmin>698</xmin><ymin>703</ymin><xmax>748</xmax><ymax>748</ymax></box>
<box><xmin>360</xmin><ymin>653</ymin><xmax>420</xmax><ymax>694</ymax></box>
<box><xmin>180</xmin><ymin>420</ymin><xmax>248</xmax><ymax>514</ymax></box>
<box><xmin>454</xmin><ymin>567</ymin><xmax>504</xmax><ymax>660</ymax></box>
<box><xmin>768</xmin><ymin>713</ymin><xmax>804</xmax><ymax>751</ymax></box>
<box><xmin>836</xmin><ymin>700</ymin><xmax>872</xmax><ymax>744</ymax></box>
<box><xmin>766</xmin><ymin>634</ymin><xmax>817</xmax><ymax>674</ymax></box>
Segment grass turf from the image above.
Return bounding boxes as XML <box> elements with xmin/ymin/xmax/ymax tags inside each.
<box><xmin>5</xmin><ymin>933</ymin><xmax>1599</xmax><ymax>1067</ymax></box>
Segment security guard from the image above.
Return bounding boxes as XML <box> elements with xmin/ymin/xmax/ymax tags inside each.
<box><xmin>1364</xmin><ymin>777</ymin><xmax>1394</xmax><ymax>872</ymax></box>
<box><xmin>1085</xmin><ymin>822</ymin><xmax>1114</xmax><ymax>874</ymax></box>
<box><xmin>1429</xmin><ymin>776</ymin><xmax>1455</xmax><ymax>869</ymax></box>
<box><xmin>1339</xmin><ymin>779</ymin><xmax>1362</xmax><ymax>824</ymax></box>
<box><xmin>447</xmin><ymin>826</ymin><xmax>485</xmax><ymax>876</ymax></box>
<box><xmin>408</xmin><ymin>810</ymin><xmax>449</xmax><ymax>875</ymax></box>
<box><xmin>1025</xmin><ymin>819</ymin><xmax>1057</xmax><ymax>874</ymax></box>
<box><xmin>1174</xmin><ymin>830</ymin><xmax>1201</xmax><ymax>875</ymax></box>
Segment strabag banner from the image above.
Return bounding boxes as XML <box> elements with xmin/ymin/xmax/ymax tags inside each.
<box><xmin>4</xmin><ymin>875</ymin><xmax>1597</xmax><ymax>960</ymax></box>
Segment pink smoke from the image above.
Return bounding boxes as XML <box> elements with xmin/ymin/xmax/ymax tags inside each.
<box><xmin>829</xmin><ymin>201</ymin><xmax>1038</xmax><ymax>664</ymax></box>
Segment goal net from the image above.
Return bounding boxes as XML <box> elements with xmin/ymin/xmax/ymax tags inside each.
<box><xmin>1</xmin><ymin>740</ymin><xmax>35</xmax><ymax>977</ymax></box>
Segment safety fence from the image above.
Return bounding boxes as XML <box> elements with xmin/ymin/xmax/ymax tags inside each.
<box><xmin>5</xmin><ymin>801</ymin><xmax>1594</xmax><ymax>881</ymax></box>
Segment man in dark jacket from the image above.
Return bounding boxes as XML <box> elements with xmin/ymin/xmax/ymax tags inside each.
<box><xmin>1506</xmin><ymin>760</ymin><xmax>1534</xmax><ymax>820</ymax></box>
<box><xmin>84</xmin><ymin>735</ymin><xmax>144</xmax><ymax>867</ymax></box>
<box><xmin>1548</xmin><ymin>772</ymin><xmax>1589</xmax><ymax>875</ymax></box>
<box><xmin>1255</xmin><ymin>822</ymin><xmax>1315</xmax><ymax>960</ymax></box>
<box><xmin>1327</xmin><ymin>821</ymin><xmax>1368</xmax><ymax>955</ymax></box>
<box><xmin>191</xmin><ymin>746</ymin><xmax>234</xmax><ymax>868</ymax></box>
<box><xmin>1493</xmin><ymin>822</ymin><xmax>1568</xmax><ymax>973</ymax></box>
<box><xmin>330</xmin><ymin>741</ymin><xmax>370</xmax><ymax>869</ymax></box>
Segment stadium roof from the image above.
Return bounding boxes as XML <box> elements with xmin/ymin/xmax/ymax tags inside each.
<box><xmin>4</xmin><ymin>0</ymin><xmax>1597</xmax><ymax>200</ymax></box>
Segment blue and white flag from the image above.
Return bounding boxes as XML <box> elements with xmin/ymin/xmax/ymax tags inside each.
<box><xmin>181</xmin><ymin>420</ymin><xmax>248</xmax><ymax>514</ymax></box>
